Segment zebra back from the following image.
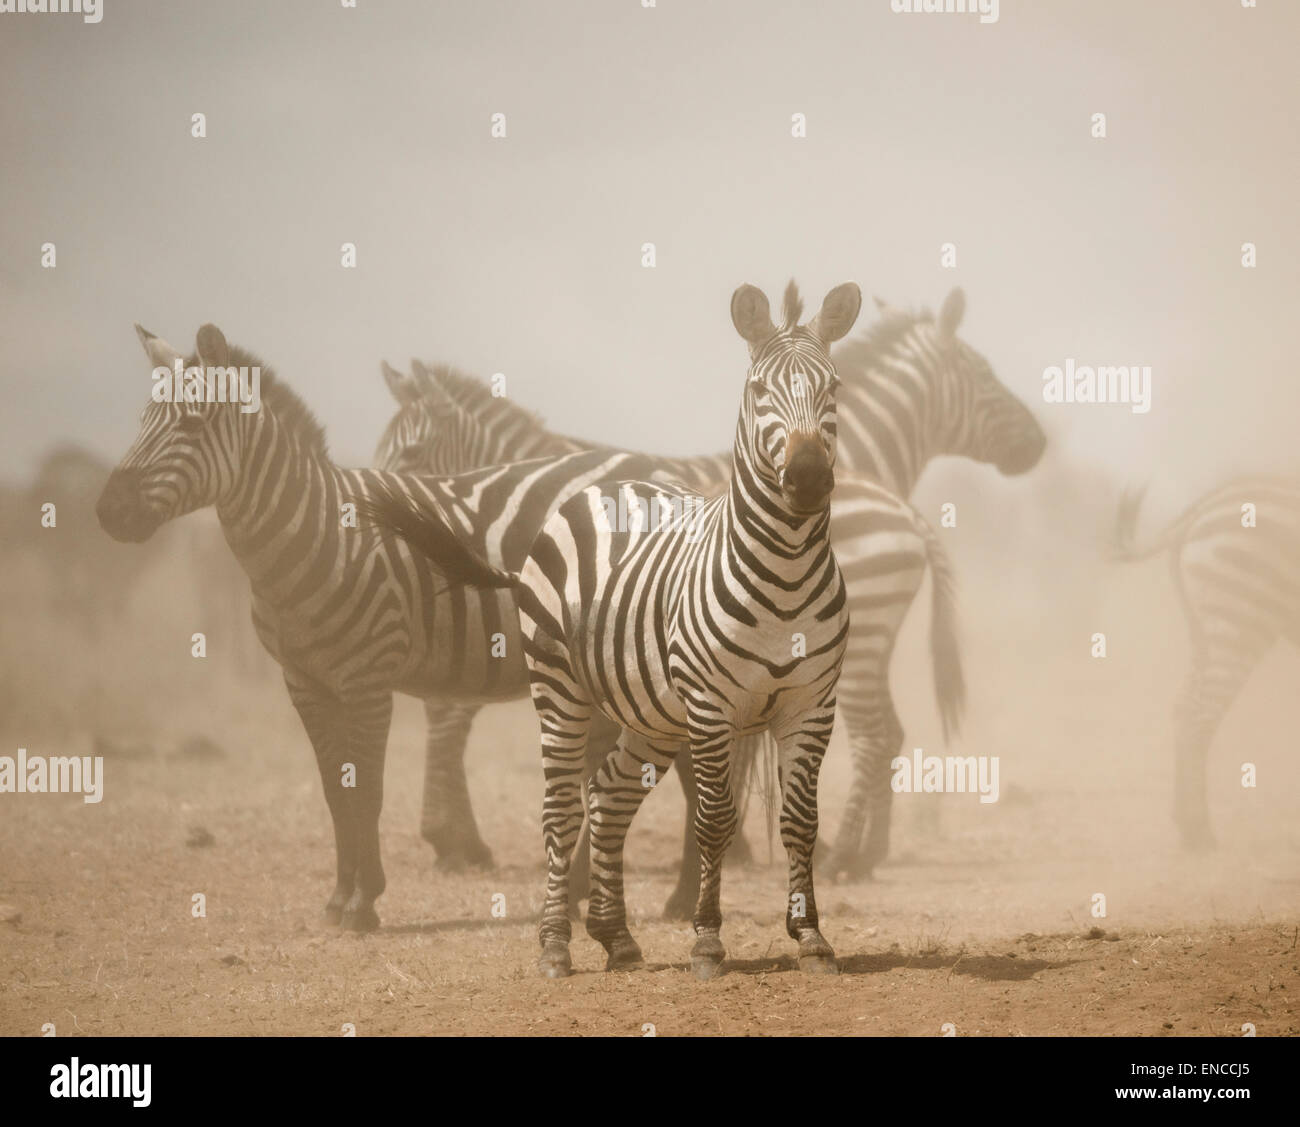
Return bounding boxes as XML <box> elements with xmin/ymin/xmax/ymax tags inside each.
<box><xmin>377</xmin><ymin>360</ymin><xmax>732</xmax><ymax>494</ymax></box>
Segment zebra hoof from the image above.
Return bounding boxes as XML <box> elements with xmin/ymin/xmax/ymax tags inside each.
<box><xmin>604</xmin><ymin>938</ymin><xmax>645</xmax><ymax>972</ymax></box>
<box><xmin>341</xmin><ymin>904</ymin><xmax>380</xmax><ymax>933</ymax></box>
<box><xmin>797</xmin><ymin>932</ymin><xmax>837</xmax><ymax>973</ymax></box>
<box><xmin>691</xmin><ymin>954</ymin><xmax>724</xmax><ymax>981</ymax></box>
<box><xmin>539</xmin><ymin>943</ymin><xmax>573</xmax><ymax>979</ymax></box>
<box><xmin>691</xmin><ymin>933</ymin><xmax>725</xmax><ymax>980</ymax></box>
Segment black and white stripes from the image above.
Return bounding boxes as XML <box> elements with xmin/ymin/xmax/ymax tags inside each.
<box><xmin>1114</xmin><ymin>475</ymin><xmax>1300</xmax><ymax>846</ymax></box>
<box><xmin>96</xmin><ymin>322</ymin><xmax>657</xmax><ymax>930</ymax></box>
<box><xmin>515</xmin><ymin>281</ymin><xmax>860</xmax><ymax>977</ymax></box>
<box><xmin>373</xmin><ymin>286</ymin><xmax>1044</xmax><ymax>893</ymax></box>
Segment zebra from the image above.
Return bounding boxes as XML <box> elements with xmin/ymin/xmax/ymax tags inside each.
<box><xmin>378</xmin><ymin>358</ymin><xmax>732</xmax><ymax>493</ymax></box>
<box><xmin>376</xmin><ymin>352</ymin><xmax>959</xmax><ymax>909</ymax></box>
<box><xmin>1114</xmin><ymin>475</ymin><xmax>1300</xmax><ymax>848</ymax></box>
<box><xmin>376</xmin><ymin>285</ymin><xmax>1043</xmax><ymax>904</ymax></box>
<box><xmin>95</xmin><ymin>321</ymin><xmax>670</xmax><ymax>930</ymax></box>
<box><xmin>373</xmin><ymin>281</ymin><xmax>865</xmax><ymax>978</ymax></box>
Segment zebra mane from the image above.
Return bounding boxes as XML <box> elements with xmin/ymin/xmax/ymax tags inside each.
<box><xmin>411</xmin><ymin>362</ymin><xmax>552</xmax><ymax>440</ymax></box>
<box><xmin>186</xmin><ymin>344</ymin><xmax>330</xmax><ymax>457</ymax></box>
<box><xmin>780</xmin><ymin>280</ymin><xmax>803</xmax><ymax>330</ymax></box>
<box><xmin>833</xmin><ymin>305</ymin><xmax>934</xmax><ymax>371</ymax></box>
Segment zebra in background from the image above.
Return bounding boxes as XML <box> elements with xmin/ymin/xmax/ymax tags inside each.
<box><xmin>1114</xmin><ymin>475</ymin><xmax>1300</xmax><ymax>848</ymax></box>
<box><xmin>376</xmin><ymin>349</ymin><xmax>959</xmax><ymax>914</ymax></box>
<box><xmin>784</xmin><ymin>287</ymin><xmax>1043</xmax><ymax>878</ymax></box>
<box><xmin>377</xmin><ymin>285</ymin><xmax>1042</xmax><ymax>901</ymax></box>
<box><xmin>374</xmin><ymin>281</ymin><xmax>864</xmax><ymax>978</ymax></box>
<box><xmin>376</xmin><ymin>358</ymin><xmax>737</xmax><ymax>873</ymax></box>
<box><xmin>96</xmin><ymin>322</ymin><xmax>661</xmax><ymax>930</ymax></box>
<box><xmin>378</xmin><ymin>359</ymin><xmax>732</xmax><ymax>492</ymax></box>
<box><xmin>376</xmin><ymin>366</ymin><xmax>955</xmax><ymax>916</ymax></box>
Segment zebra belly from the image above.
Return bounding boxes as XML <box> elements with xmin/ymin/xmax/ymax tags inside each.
<box><xmin>399</xmin><ymin>587</ymin><xmax>532</xmax><ymax>701</ymax></box>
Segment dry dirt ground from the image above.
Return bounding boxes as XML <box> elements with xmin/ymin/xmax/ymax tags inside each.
<box><xmin>2</xmin><ymin>682</ymin><xmax>1298</xmax><ymax>1038</ymax></box>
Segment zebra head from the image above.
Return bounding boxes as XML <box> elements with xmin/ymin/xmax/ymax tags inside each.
<box><xmin>891</xmin><ymin>288</ymin><xmax>1046</xmax><ymax>476</ymax></box>
<box><xmin>376</xmin><ymin>362</ymin><xmax>441</xmax><ymax>474</ymax></box>
<box><xmin>97</xmin><ymin>323</ymin><xmax>245</xmax><ymax>542</ymax></box>
<box><xmin>375</xmin><ymin>361</ymin><xmax>502</xmax><ymax>475</ymax></box>
<box><xmin>731</xmin><ymin>280</ymin><xmax>862</xmax><ymax>515</ymax></box>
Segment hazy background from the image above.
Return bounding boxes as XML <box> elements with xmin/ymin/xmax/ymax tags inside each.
<box><xmin>1</xmin><ymin>1</ymin><xmax>1298</xmax><ymax>948</ymax></box>
<box><xmin>1</xmin><ymin>0</ymin><xmax>1296</xmax><ymax>497</ymax></box>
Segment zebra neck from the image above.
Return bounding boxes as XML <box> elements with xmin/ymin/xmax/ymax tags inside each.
<box><xmin>216</xmin><ymin>426</ymin><xmax>341</xmax><ymax>597</ymax></box>
<box><xmin>516</xmin><ymin>431</ymin><xmax>583</xmax><ymax>459</ymax></box>
<box><xmin>660</xmin><ymin>451</ymin><xmax>732</xmax><ymax>496</ymax></box>
<box><xmin>724</xmin><ymin>440</ymin><xmax>832</xmax><ymax>584</ymax></box>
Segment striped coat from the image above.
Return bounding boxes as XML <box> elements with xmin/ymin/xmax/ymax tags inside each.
<box><xmin>375</xmin><ymin>286</ymin><xmax>1040</xmax><ymax>909</ymax></box>
<box><xmin>96</xmin><ymin>322</ymin><xmax>671</xmax><ymax>930</ymax></box>
<box><xmin>1115</xmin><ymin>475</ymin><xmax>1300</xmax><ymax>845</ymax></box>
<box><xmin>376</xmin><ymin>281</ymin><xmax>864</xmax><ymax>977</ymax></box>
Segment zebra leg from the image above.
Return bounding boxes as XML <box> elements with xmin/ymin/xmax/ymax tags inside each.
<box><xmin>664</xmin><ymin>735</ymin><xmax>756</xmax><ymax>919</ymax></box>
<box><xmin>567</xmin><ymin>712</ymin><xmax>622</xmax><ymax>920</ymax></box>
<box><xmin>585</xmin><ymin>734</ymin><xmax>677</xmax><ymax>971</ymax></box>
<box><xmin>777</xmin><ymin>718</ymin><xmax>837</xmax><ymax>974</ymax></box>
<box><xmin>1173</xmin><ymin>632</ymin><xmax>1264</xmax><ymax>850</ymax></box>
<box><xmin>662</xmin><ymin>754</ymin><xmax>700</xmax><ymax>920</ymax></box>
<box><xmin>535</xmin><ymin>695</ymin><xmax>594</xmax><ymax>979</ymax></box>
<box><xmin>726</xmin><ymin>736</ymin><xmax>758</xmax><ymax>865</ymax></box>
<box><xmin>418</xmin><ymin>699</ymin><xmax>494</xmax><ymax>871</ymax></box>
<box><xmin>824</xmin><ymin>675</ymin><xmax>902</xmax><ymax>881</ymax></box>
<box><xmin>286</xmin><ymin>677</ymin><xmax>393</xmax><ymax>932</ymax></box>
<box><xmin>343</xmin><ymin>692</ymin><xmax>395</xmax><ymax>931</ymax></box>
<box><xmin>688</xmin><ymin>724</ymin><xmax>740</xmax><ymax>981</ymax></box>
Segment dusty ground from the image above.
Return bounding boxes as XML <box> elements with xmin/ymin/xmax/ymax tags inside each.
<box><xmin>2</xmin><ymin>681</ymin><xmax>1298</xmax><ymax>1037</ymax></box>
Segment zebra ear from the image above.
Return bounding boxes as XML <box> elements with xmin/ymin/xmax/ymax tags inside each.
<box><xmin>382</xmin><ymin>361</ymin><xmax>418</xmax><ymax>406</ymax></box>
<box><xmin>135</xmin><ymin>324</ymin><xmax>182</xmax><ymax>371</ymax></box>
<box><xmin>809</xmin><ymin>282</ymin><xmax>862</xmax><ymax>345</ymax></box>
<box><xmin>411</xmin><ymin>361</ymin><xmax>460</xmax><ymax>415</ymax></box>
<box><xmin>731</xmin><ymin>284</ymin><xmax>777</xmax><ymax>350</ymax></box>
<box><xmin>937</xmin><ymin>287</ymin><xmax>966</xmax><ymax>343</ymax></box>
<box><xmin>196</xmin><ymin>324</ymin><xmax>230</xmax><ymax>369</ymax></box>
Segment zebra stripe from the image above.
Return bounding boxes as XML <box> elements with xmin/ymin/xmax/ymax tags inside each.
<box><xmin>96</xmin><ymin>322</ymin><xmax>673</xmax><ymax>931</ymax></box>
<box><xmin>518</xmin><ymin>281</ymin><xmax>860</xmax><ymax>977</ymax></box>
<box><xmin>377</xmin><ymin>358</ymin><xmax>733</xmax><ymax>494</ymax></box>
<box><xmin>1114</xmin><ymin>475</ymin><xmax>1300</xmax><ymax>847</ymax></box>
<box><xmin>367</xmin><ymin>282</ymin><xmax>865</xmax><ymax>974</ymax></box>
<box><xmin>376</xmin><ymin>286</ymin><xmax>1039</xmax><ymax>899</ymax></box>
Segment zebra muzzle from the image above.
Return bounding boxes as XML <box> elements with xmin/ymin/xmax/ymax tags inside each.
<box><xmin>96</xmin><ymin>470</ymin><xmax>163</xmax><ymax>543</ymax></box>
<box><xmin>781</xmin><ymin>437</ymin><xmax>835</xmax><ymax>513</ymax></box>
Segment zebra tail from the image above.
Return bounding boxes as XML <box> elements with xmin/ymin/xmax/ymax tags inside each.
<box><xmin>358</xmin><ymin>484</ymin><xmax>521</xmax><ymax>592</ymax></box>
<box><xmin>919</xmin><ymin>514</ymin><xmax>965</xmax><ymax>743</ymax></box>
<box><xmin>1110</xmin><ymin>484</ymin><xmax>1176</xmax><ymax>563</ymax></box>
<box><xmin>732</xmin><ymin>731</ymin><xmax>779</xmax><ymax>863</ymax></box>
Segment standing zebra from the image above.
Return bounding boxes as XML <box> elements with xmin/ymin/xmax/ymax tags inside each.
<box><xmin>376</xmin><ymin>286</ymin><xmax>1043</xmax><ymax>899</ymax></box>
<box><xmin>376</xmin><ymin>353</ymin><xmax>959</xmax><ymax>913</ymax></box>
<box><xmin>377</xmin><ymin>361</ymin><xmax>732</xmax><ymax>871</ymax></box>
<box><xmin>1114</xmin><ymin>476</ymin><xmax>1300</xmax><ymax>847</ymax></box>
<box><xmin>376</xmin><ymin>281</ymin><xmax>863</xmax><ymax>978</ymax></box>
<box><xmin>96</xmin><ymin>322</ymin><xmax>666</xmax><ymax>929</ymax></box>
